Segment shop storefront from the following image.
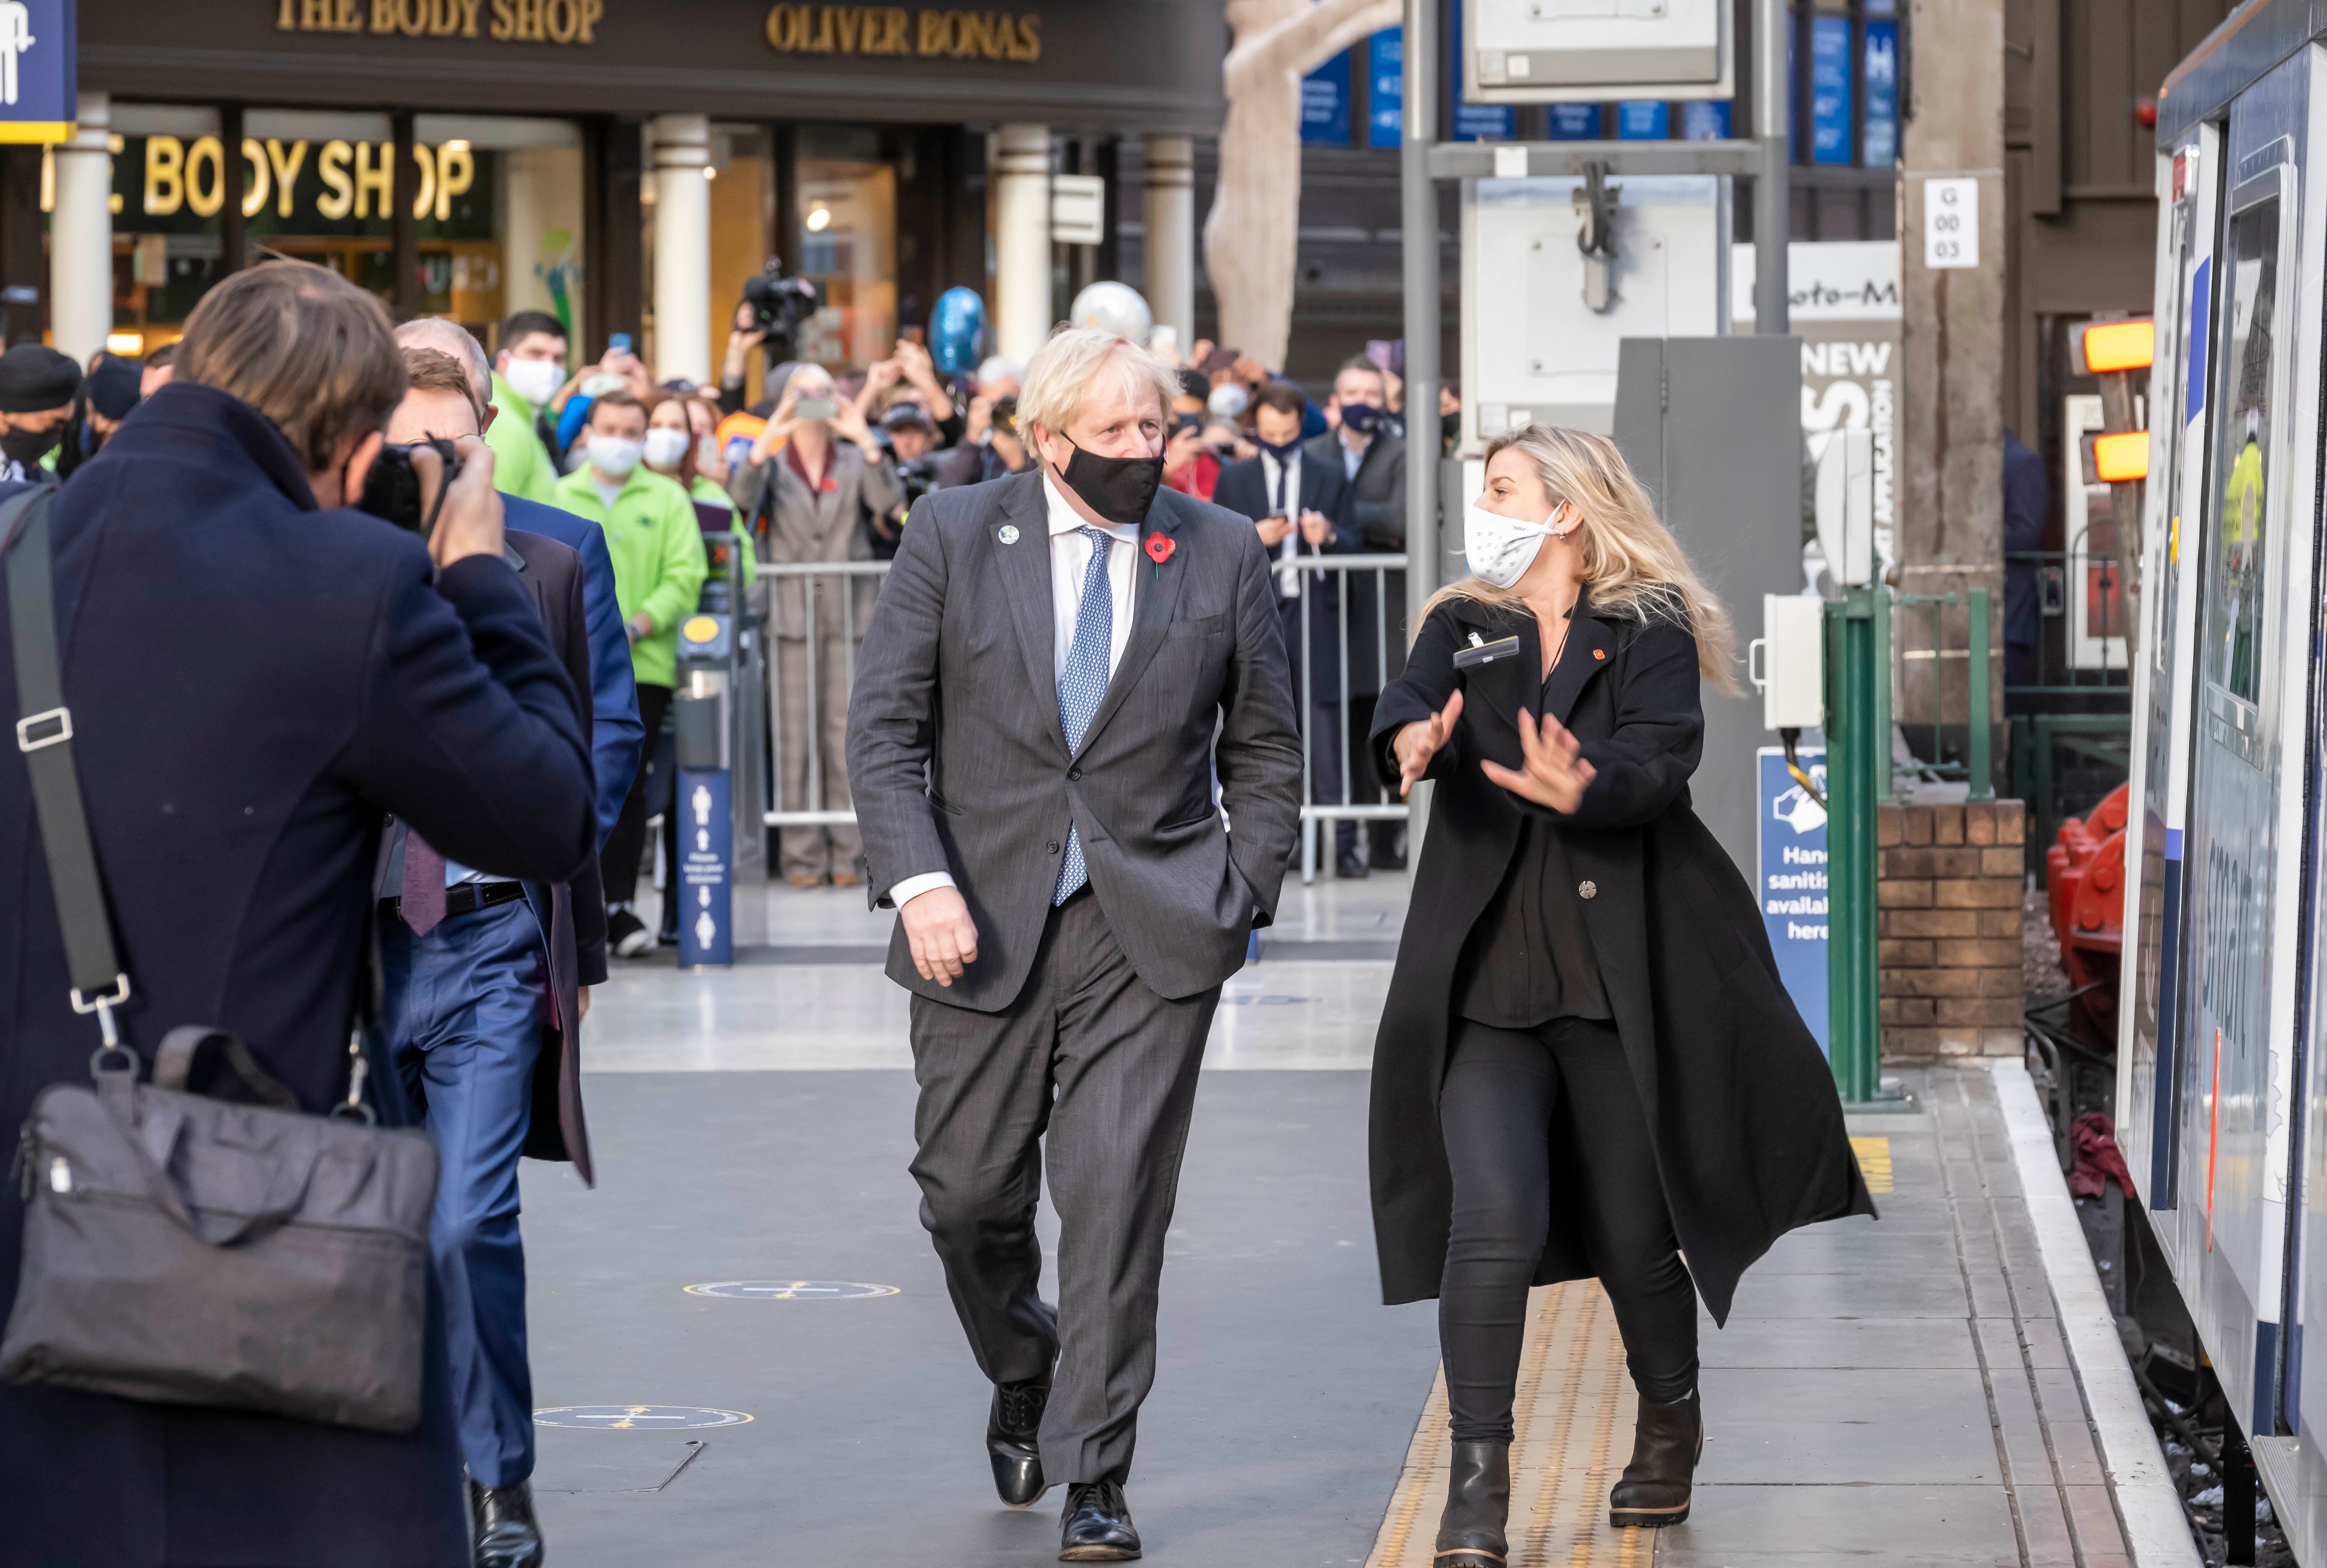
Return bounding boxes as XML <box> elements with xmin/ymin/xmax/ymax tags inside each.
<box><xmin>34</xmin><ymin>1</ymin><xmax>1224</xmax><ymax>379</ymax></box>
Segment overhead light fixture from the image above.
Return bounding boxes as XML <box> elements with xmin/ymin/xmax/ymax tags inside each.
<box><xmin>105</xmin><ymin>332</ymin><xmax>144</xmax><ymax>356</ymax></box>
<box><xmin>806</xmin><ymin>206</ymin><xmax>831</xmax><ymax>232</ymax></box>
<box><xmin>2079</xmin><ymin>319</ymin><xmax>2154</xmax><ymax>375</ymax></box>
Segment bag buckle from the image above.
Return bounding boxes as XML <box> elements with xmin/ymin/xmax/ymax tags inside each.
<box><xmin>15</xmin><ymin>706</ymin><xmax>69</xmax><ymax>752</ymax></box>
<box><xmin>71</xmin><ymin>975</ymin><xmax>132</xmax><ymax>1047</ymax></box>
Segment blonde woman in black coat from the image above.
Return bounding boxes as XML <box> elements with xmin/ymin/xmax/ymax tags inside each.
<box><xmin>1370</xmin><ymin>425</ymin><xmax>1873</xmax><ymax>1563</ymax></box>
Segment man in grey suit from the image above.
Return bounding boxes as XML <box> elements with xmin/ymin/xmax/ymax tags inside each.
<box><xmin>847</xmin><ymin>327</ymin><xmax>1302</xmax><ymax>1561</ymax></box>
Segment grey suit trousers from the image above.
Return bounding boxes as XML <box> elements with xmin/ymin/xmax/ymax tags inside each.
<box><xmin>907</xmin><ymin>890</ymin><xmax>1221</xmax><ymax>1486</ymax></box>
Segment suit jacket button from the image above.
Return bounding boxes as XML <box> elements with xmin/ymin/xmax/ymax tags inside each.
<box><xmin>1578</xmin><ymin>880</ymin><xmax>1597</xmax><ymax>899</ymax></box>
<box><xmin>1068</xmin><ymin>767</ymin><xmax>1082</xmax><ymax>781</ymax></box>
<box><xmin>1047</xmin><ymin>841</ymin><xmax>1061</xmax><ymax>854</ymax></box>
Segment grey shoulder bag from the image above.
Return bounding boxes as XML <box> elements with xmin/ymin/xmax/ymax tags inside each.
<box><xmin>0</xmin><ymin>485</ymin><xmax>441</xmax><ymax>1433</ymax></box>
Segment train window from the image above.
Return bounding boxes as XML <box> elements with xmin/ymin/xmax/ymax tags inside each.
<box><xmin>2207</xmin><ymin>192</ymin><xmax>2280</xmax><ymax>710</ymax></box>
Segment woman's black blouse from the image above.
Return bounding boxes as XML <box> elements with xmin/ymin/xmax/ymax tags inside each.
<box><xmin>1449</xmin><ymin>651</ymin><xmax>1612</xmax><ymax>1029</ymax></box>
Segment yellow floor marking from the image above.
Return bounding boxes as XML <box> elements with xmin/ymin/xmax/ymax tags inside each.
<box><xmin>1850</xmin><ymin>1135</ymin><xmax>1895</xmax><ymax>1194</ymax></box>
<box><xmin>1365</xmin><ymin>1280</ymin><xmax>1650</xmax><ymax>1568</ymax></box>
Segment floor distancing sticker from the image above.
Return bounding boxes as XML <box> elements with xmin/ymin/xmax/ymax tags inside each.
<box><xmin>1849</xmin><ymin>1135</ymin><xmax>1895</xmax><ymax>1193</ymax></box>
<box><xmin>1365</xmin><ymin>1280</ymin><xmax>1651</xmax><ymax>1568</ymax></box>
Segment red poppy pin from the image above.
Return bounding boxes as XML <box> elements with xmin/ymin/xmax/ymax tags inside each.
<box><xmin>1145</xmin><ymin>533</ymin><xmax>1175</xmax><ymax>565</ymax></box>
<box><xmin>1592</xmin><ymin>648</ymin><xmax>1606</xmax><ymax>661</ymax></box>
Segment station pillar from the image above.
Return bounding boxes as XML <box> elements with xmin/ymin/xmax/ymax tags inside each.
<box><xmin>51</xmin><ymin>92</ymin><xmax>110</xmax><ymax>366</ymax></box>
<box><xmin>1143</xmin><ymin>133</ymin><xmax>1195</xmax><ymax>351</ymax></box>
<box><xmin>993</xmin><ymin>124</ymin><xmax>1051</xmax><ymax>364</ymax></box>
<box><xmin>651</xmin><ymin>114</ymin><xmax>713</xmax><ymax>386</ymax></box>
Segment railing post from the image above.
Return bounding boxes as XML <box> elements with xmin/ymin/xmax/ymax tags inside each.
<box><xmin>1967</xmin><ymin>588</ymin><xmax>1993</xmax><ymax>799</ymax></box>
<box><xmin>1827</xmin><ymin>591</ymin><xmax>1881</xmax><ymax>1104</ymax></box>
<box><xmin>1873</xmin><ymin>586</ymin><xmax>1893</xmax><ymax>802</ymax></box>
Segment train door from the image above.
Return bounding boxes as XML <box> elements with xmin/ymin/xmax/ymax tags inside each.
<box><xmin>2121</xmin><ymin>120</ymin><xmax>2220</xmax><ymax>1230</ymax></box>
<box><xmin>2174</xmin><ymin>51</ymin><xmax>2312</xmax><ymax>1438</ymax></box>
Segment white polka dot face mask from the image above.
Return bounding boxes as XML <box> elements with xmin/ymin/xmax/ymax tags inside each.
<box><xmin>1463</xmin><ymin>499</ymin><xmax>1573</xmax><ymax>588</ymax></box>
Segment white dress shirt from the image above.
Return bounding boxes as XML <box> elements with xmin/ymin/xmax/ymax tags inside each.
<box><xmin>1260</xmin><ymin>447</ymin><xmax>1305</xmax><ymax>598</ymax></box>
<box><xmin>887</xmin><ymin>473</ymin><xmax>1140</xmax><ymax>911</ymax></box>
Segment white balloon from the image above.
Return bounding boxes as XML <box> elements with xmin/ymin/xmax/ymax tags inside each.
<box><xmin>1069</xmin><ymin>281</ymin><xmax>1154</xmax><ymax>344</ymax></box>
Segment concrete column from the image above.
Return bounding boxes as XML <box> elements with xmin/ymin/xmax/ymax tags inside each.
<box><xmin>1898</xmin><ymin>0</ymin><xmax>2005</xmax><ymax>739</ymax></box>
<box><xmin>1143</xmin><ymin>133</ymin><xmax>1194</xmax><ymax>352</ymax></box>
<box><xmin>993</xmin><ymin>123</ymin><xmax>1051</xmax><ymax>364</ymax></box>
<box><xmin>50</xmin><ymin>92</ymin><xmax>110</xmax><ymax>365</ymax></box>
<box><xmin>651</xmin><ymin>113</ymin><xmax>712</xmax><ymax>384</ymax></box>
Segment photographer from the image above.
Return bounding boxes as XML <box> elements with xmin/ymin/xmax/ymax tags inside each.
<box><xmin>0</xmin><ymin>260</ymin><xmax>593</xmax><ymax>1565</ymax></box>
<box><xmin>726</xmin><ymin>364</ymin><xmax>899</xmax><ymax>888</ymax></box>
<box><xmin>851</xmin><ymin>337</ymin><xmax>962</xmax><ymax>446</ymax></box>
<box><xmin>867</xmin><ymin>402</ymin><xmax>939</xmax><ymax>560</ymax></box>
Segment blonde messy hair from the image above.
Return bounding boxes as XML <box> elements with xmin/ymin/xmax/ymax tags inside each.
<box><xmin>1425</xmin><ymin>424</ymin><xmax>1739</xmax><ymax>693</ymax></box>
<box><xmin>1015</xmin><ymin>326</ymin><xmax>1180</xmax><ymax>441</ymax></box>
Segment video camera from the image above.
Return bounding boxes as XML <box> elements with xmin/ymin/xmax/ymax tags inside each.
<box><xmin>742</xmin><ymin>259</ymin><xmax>821</xmax><ymax>351</ymax></box>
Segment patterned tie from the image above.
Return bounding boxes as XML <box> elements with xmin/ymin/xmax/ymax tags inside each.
<box><xmin>400</xmin><ymin>828</ymin><xmax>447</xmax><ymax>937</ymax></box>
<box><xmin>1054</xmin><ymin>526</ymin><xmax>1116</xmax><ymax>904</ymax></box>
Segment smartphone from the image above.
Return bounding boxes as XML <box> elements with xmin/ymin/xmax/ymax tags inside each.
<box><xmin>795</xmin><ymin>397</ymin><xmax>840</xmax><ymax>421</ymax></box>
<box><xmin>359</xmin><ymin>438</ymin><xmax>462</xmax><ymax>536</ymax></box>
<box><xmin>1172</xmin><ymin>412</ymin><xmax>1201</xmax><ymax>436</ymax></box>
<box><xmin>608</xmin><ymin>333</ymin><xmax>633</xmax><ymax>354</ymax></box>
<box><xmin>1200</xmin><ymin>345</ymin><xmax>1240</xmax><ymax>375</ymax></box>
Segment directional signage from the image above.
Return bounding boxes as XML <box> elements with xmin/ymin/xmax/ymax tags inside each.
<box><xmin>0</xmin><ymin>0</ymin><xmax>72</xmax><ymax>143</ymax></box>
<box><xmin>683</xmin><ymin>1280</ymin><xmax>900</xmax><ymax>1300</ymax></box>
<box><xmin>677</xmin><ymin>768</ymin><xmax>732</xmax><ymax>969</ymax></box>
<box><xmin>534</xmin><ymin>1406</ymin><xmax>754</xmax><ymax>1430</ymax></box>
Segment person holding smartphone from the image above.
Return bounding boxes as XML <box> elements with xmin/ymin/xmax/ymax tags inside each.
<box><xmin>726</xmin><ymin>363</ymin><xmax>902</xmax><ymax>888</ymax></box>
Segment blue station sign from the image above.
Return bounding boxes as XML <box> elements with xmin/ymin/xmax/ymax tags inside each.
<box><xmin>0</xmin><ymin>0</ymin><xmax>72</xmax><ymax>143</ymax></box>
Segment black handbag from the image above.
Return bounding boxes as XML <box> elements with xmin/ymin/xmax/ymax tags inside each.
<box><xmin>0</xmin><ymin>485</ymin><xmax>441</xmax><ymax>1433</ymax></box>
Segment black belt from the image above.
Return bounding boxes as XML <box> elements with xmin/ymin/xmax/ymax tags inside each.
<box><xmin>377</xmin><ymin>880</ymin><xmax>526</xmax><ymax>925</ymax></box>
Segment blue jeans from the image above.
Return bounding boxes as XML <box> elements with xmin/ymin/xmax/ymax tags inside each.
<box><xmin>382</xmin><ymin>897</ymin><xmax>545</xmax><ymax>1488</ymax></box>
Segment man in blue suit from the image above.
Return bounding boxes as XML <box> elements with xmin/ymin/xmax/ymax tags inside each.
<box><xmin>375</xmin><ymin>341</ymin><xmax>642</xmax><ymax>1568</ymax></box>
<box><xmin>0</xmin><ymin>263</ymin><xmax>596</xmax><ymax>1566</ymax></box>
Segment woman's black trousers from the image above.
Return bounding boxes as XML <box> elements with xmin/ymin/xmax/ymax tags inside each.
<box><xmin>1437</xmin><ymin>1016</ymin><xmax>1699</xmax><ymax>1442</ymax></box>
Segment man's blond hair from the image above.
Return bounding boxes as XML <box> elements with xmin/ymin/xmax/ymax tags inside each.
<box><xmin>1014</xmin><ymin>327</ymin><xmax>1178</xmax><ymax>440</ymax></box>
<box><xmin>176</xmin><ymin>261</ymin><xmax>406</xmax><ymax>474</ymax></box>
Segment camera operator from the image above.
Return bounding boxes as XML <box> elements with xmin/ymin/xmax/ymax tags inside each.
<box><xmin>0</xmin><ymin>260</ymin><xmax>594</xmax><ymax>1566</ymax></box>
<box><xmin>717</xmin><ymin>263</ymin><xmax>822</xmax><ymax>415</ymax></box>
<box><xmin>852</xmin><ymin>337</ymin><xmax>962</xmax><ymax>447</ymax></box>
<box><xmin>0</xmin><ymin>343</ymin><xmax>81</xmax><ymax>480</ymax></box>
<box><xmin>867</xmin><ymin>402</ymin><xmax>940</xmax><ymax>560</ymax></box>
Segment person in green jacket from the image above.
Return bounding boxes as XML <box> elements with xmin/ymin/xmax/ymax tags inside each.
<box><xmin>555</xmin><ymin>389</ymin><xmax>708</xmax><ymax>956</ymax></box>
<box><xmin>487</xmin><ymin>309</ymin><xmax>568</xmax><ymax>506</ymax></box>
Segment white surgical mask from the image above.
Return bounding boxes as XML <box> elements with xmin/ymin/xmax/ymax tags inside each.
<box><xmin>642</xmin><ymin>427</ymin><xmax>691</xmax><ymax>470</ymax></box>
<box><xmin>502</xmin><ymin>357</ymin><xmax>563</xmax><ymax>407</ymax></box>
<box><xmin>1463</xmin><ymin>499</ymin><xmax>1572</xmax><ymax>588</ymax></box>
<box><xmin>588</xmin><ymin>435</ymin><xmax>644</xmax><ymax>478</ymax></box>
<box><xmin>1207</xmin><ymin>383</ymin><xmax>1249</xmax><ymax>418</ymax></box>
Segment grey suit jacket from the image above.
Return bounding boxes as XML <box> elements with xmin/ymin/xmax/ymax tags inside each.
<box><xmin>847</xmin><ymin>470</ymin><xmax>1305</xmax><ymax>1011</ymax></box>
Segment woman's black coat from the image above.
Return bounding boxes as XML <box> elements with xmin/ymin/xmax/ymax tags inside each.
<box><xmin>1368</xmin><ymin>590</ymin><xmax>1874</xmax><ymax>1321</ymax></box>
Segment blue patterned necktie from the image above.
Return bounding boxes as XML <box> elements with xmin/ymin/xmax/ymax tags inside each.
<box><xmin>1054</xmin><ymin>525</ymin><xmax>1116</xmax><ymax>904</ymax></box>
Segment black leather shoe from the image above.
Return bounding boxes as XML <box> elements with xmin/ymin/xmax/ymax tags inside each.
<box><xmin>1434</xmin><ymin>1440</ymin><xmax>1509</xmax><ymax>1565</ymax></box>
<box><xmin>1609</xmin><ymin>1390</ymin><xmax>1702</xmax><ymax>1528</ymax></box>
<box><xmin>470</xmin><ymin>1479</ymin><xmax>545</xmax><ymax>1568</ymax></box>
<box><xmin>1335</xmin><ymin>850</ymin><xmax>1372</xmax><ymax>879</ymax></box>
<box><xmin>989</xmin><ymin>1374</ymin><xmax>1052</xmax><ymax>1507</ymax></box>
<box><xmin>1059</xmin><ymin>1478</ymin><xmax>1141</xmax><ymax>1561</ymax></box>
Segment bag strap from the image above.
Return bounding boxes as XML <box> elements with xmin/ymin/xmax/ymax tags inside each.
<box><xmin>2</xmin><ymin>484</ymin><xmax>131</xmax><ymax>1048</ymax></box>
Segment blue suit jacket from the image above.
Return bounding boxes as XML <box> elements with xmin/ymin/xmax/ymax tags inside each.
<box><xmin>0</xmin><ymin>381</ymin><xmax>595</xmax><ymax>1565</ymax></box>
<box><xmin>503</xmin><ymin>492</ymin><xmax>642</xmax><ymax>842</ymax></box>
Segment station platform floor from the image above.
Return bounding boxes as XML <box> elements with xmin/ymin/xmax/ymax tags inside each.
<box><xmin>516</xmin><ymin>878</ymin><xmax>2188</xmax><ymax>1566</ymax></box>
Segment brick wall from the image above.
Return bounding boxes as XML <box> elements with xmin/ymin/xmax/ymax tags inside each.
<box><xmin>1877</xmin><ymin>801</ymin><xmax>2027</xmax><ymax>1058</ymax></box>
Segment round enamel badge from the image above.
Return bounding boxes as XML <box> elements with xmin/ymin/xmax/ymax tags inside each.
<box><xmin>998</xmin><ymin>525</ymin><xmax>1021</xmax><ymax>544</ymax></box>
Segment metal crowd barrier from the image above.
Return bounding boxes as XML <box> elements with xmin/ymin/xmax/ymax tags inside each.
<box><xmin>754</xmin><ymin>553</ymin><xmax>1416</xmax><ymax>884</ymax></box>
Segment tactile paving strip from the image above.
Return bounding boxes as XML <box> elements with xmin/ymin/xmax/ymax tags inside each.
<box><xmin>1366</xmin><ymin>1281</ymin><xmax>1653</xmax><ymax>1568</ymax></box>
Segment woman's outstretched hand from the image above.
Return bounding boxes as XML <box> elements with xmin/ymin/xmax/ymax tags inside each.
<box><xmin>1481</xmin><ymin>707</ymin><xmax>1598</xmax><ymax>814</ymax></box>
<box><xmin>1393</xmin><ymin>689</ymin><xmax>1465</xmax><ymax>799</ymax></box>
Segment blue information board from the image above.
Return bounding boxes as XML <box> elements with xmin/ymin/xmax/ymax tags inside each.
<box><xmin>1863</xmin><ymin>21</ymin><xmax>1899</xmax><ymax>167</ymax></box>
<box><xmin>1302</xmin><ymin>47</ymin><xmax>1353</xmax><ymax>146</ymax></box>
<box><xmin>1615</xmin><ymin>102</ymin><xmax>1670</xmax><ymax>140</ymax></box>
<box><xmin>676</xmin><ymin>768</ymin><xmax>733</xmax><ymax>969</ymax></box>
<box><xmin>1757</xmin><ymin>748</ymin><xmax>1831</xmax><ymax>1055</ymax></box>
<box><xmin>1546</xmin><ymin>103</ymin><xmax>1601</xmax><ymax>140</ymax></box>
<box><xmin>1680</xmin><ymin>100</ymin><xmax>1732</xmax><ymax>141</ymax></box>
<box><xmin>1367</xmin><ymin>29</ymin><xmax>1402</xmax><ymax>150</ymax></box>
<box><xmin>0</xmin><ymin>0</ymin><xmax>72</xmax><ymax>143</ymax></box>
<box><xmin>1809</xmin><ymin>15</ymin><xmax>1854</xmax><ymax>166</ymax></box>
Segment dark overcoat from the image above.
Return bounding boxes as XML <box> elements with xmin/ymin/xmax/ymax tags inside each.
<box><xmin>1368</xmin><ymin>589</ymin><xmax>1875</xmax><ymax>1322</ymax></box>
<box><xmin>0</xmin><ymin>384</ymin><xmax>596</xmax><ymax>1567</ymax></box>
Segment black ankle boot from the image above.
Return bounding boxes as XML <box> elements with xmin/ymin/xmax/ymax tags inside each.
<box><xmin>1435</xmin><ymin>1439</ymin><xmax>1509</xmax><ymax>1565</ymax></box>
<box><xmin>1609</xmin><ymin>1389</ymin><xmax>1702</xmax><ymax>1528</ymax></box>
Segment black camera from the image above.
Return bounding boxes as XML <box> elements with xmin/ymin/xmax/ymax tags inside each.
<box><xmin>359</xmin><ymin>437</ymin><xmax>462</xmax><ymax>536</ymax></box>
<box><xmin>742</xmin><ymin>260</ymin><xmax>822</xmax><ymax>349</ymax></box>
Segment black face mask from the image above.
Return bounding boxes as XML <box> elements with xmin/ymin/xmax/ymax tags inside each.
<box><xmin>1257</xmin><ymin>435</ymin><xmax>1303</xmax><ymax>463</ymax></box>
<box><xmin>2</xmin><ymin>423</ymin><xmax>61</xmax><ymax>468</ymax></box>
<box><xmin>1056</xmin><ymin>438</ymin><xmax>1163</xmax><ymax>526</ymax></box>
